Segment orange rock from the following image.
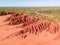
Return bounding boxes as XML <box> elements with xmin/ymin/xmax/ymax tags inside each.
<box><xmin>48</xmin><ymin>22</ymin><xmax>59</xmax><ymax>34</ymax></box>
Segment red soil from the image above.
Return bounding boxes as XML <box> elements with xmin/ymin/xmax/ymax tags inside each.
<box><xmin>2</xmin><ymin>12</ymin><xmax>58</xmax><ymax>40</ymax></box>
<box><xmin>0</xmin><ymin>12</ymin><xmax>60</xmax><ymax>45</ymax></box>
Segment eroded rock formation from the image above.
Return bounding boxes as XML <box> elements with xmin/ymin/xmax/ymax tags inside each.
<box><xmin>0</xmin><ymin>12</ymin><xmax>60</xmax><ymax>41</ymax></box>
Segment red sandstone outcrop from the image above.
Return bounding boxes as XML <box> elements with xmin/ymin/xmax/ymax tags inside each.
<box><xmin>0</xmin><ymin>12</ymin><xmax>60</xmax><ymax>41</ymax></box>
<box><xmin>7</xmin><ymin>12</ymin><xmax>59</xmax><ymax>34</ymax></box>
